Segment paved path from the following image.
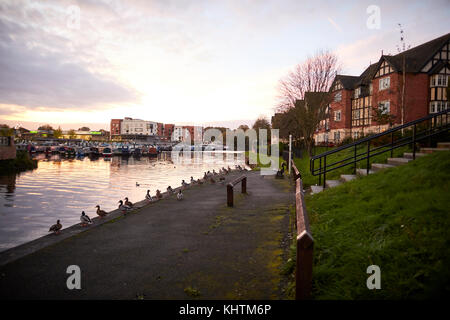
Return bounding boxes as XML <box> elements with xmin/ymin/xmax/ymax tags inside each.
<box><xmin>0</xmin><ymin>170</ymin><xmax>294</xmax><ymax>299</ymax></box>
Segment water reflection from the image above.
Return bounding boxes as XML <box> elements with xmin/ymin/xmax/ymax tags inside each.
<box><xmin>0</xmin><ymin>152</ymin><xmax>244</xmax><ymax>252</ymax></box>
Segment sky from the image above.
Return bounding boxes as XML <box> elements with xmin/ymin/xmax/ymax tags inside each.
<box><xmin>0</xmin><ymin>0</ymin><xmax>449</xmax><ymax>130</ymax></box>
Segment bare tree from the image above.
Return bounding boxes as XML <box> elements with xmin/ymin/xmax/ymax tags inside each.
<box><xmin>276</xmin><ymin>50</ymin><xmax>340</xmax><ymax>112</ymax></box>
<box><xmin>274</xmin><ymin>50</ymin><xmax>339</xmax><ymax>155</ymax></box>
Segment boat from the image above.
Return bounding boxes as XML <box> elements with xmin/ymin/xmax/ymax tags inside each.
<box><xmin>65</xmin><ymin>146</ymin><xmax>76</xmax><ymax>157</ymax></box>
<box><xmin>102</xmin><ymin>147</ymin><xmax>112</xmax><ymax>157</ymax></box>
<box><xmin>148</xmin><ymin>146</ymin><xmax>158</xmax><ymax>157</ymax></box>
<box><xmin>89</xmin><ymin>147</ymin><xmax>100</xmax><ymax>157</ymax></box>
<box><xmin>121</xmin><ymin>146</ymin><xmax>131</xmax><ymax>157</ymax></box>
<box><xmin>112</xmin><ymin>148</ymin><xmax>122</xmax><ymax>156</ymax></box>
<box><xmin>75</xmin><ymin>147</ymin><xmax>85</xmax><ymax>157</ymax></box>
<box><xmin>132</xmin><ymin>147</ymin><xmax>141</xmax><ymax>157</ymax></box>
<box><xmin>58</xmin><ymin>146</ymin><xmax>66</xmax><ymax>155</ymax></box>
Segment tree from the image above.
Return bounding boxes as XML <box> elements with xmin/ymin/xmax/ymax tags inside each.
<box><xmin>53</xmin><ymin>126</ymin><xmax>62</xmax><ymax>138</ymax></box>
<box><xmin>78</xmin><ymin>127</ymin><xmax>90</xmax><ymax>131</ymax></box>
<box><xmin>277</xmin><ymin>50</ymin><xmax>340</xmax><ymax>112</ymax></box>
<box><xmin>237</xmin><ymin>124</ymin><xmax>249</xmax><ymax>131</ymax></box>
<box><xmin>275</xmin><ymin>50</ymin><xmax>339</xmax><ymax>155</ymax></box>
<box><xmin>38</xmin><ymin>124</ymin><xmax>54</xmax><ymax>131</ymax></box>
<box><xmin>372</xmin><ymin>106</ymin><xmax>396</xmax><ymax>133</ymax></box>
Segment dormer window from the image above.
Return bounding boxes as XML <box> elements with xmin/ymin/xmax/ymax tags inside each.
<box><xmin>379</xmin><ymin>77</ymin><xmax>390</xmax><ymax>91</ymax></box>
<box><xmin>334</xmin><ymin>91</ymin><xmax>342</xmax><ymax>102</ymax></box>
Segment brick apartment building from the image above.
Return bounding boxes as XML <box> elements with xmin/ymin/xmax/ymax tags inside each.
<box><xmin>315</xmin><ymin>32</ymin><xmax>450</xmax><ymax>144</ymax></box>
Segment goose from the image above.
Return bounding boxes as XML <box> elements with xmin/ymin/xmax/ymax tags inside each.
<box><xmin>95</xmin><ymin>205</ymin><xmax>107</xmax><ymax>218</ymax></box>
<box><xmin>80</xmin><ymin>211</ymin><xmax>92</xmax><ymax>226</ymax></box>
<box><xmin>118</xmin><ymin>200</ymin><xmax>131</xmax><ymax>214</ymax></box>
<box><xmin>177</xmin><ymin>189</ymin><xmax>183</xmax><ymax>201</ymax></box>
<box><xmin>156</xmin><ymin>189</ymin><xmax>163</xmax><ymax>199</ymax></box>
<box><xmin>49</xmin><ymin>220</ymin><xmax>62</xmax><ymax>234</ymax></box>
<box><xmin>124</xmin><ymin>197</ymin><xmax>133</xmax><ymax>207</ymax></box>
<box><xmin>145</xmin><ymin>190</ymin><xmax>153</xmax><ymax>201</ymax></box>
<box><xmin>167</xmin><ymin>186</ymin><xmax>174</xmax><ymax>194</ymax></box>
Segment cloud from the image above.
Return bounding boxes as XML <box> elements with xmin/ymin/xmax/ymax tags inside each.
<box><xmin>0</xmin><ymin>4</ymin><xmax>139</xmax><ymax>111</ymax></box>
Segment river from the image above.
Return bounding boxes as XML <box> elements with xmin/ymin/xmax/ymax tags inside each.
<box><xmin>0</xmin><ymin>151</ymin><xmax>245</xmax><ymax>252</ymax></box>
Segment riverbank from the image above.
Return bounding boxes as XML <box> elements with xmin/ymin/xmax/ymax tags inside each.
<box><xmin>0</xmin><ymin>151</ymin><xmax>37</xmax><ymax>175</ymax></box>
<box><xmin>0</xmin><ymin>169</ymin><xmax>295</xmax><ymax>299</ymax></box>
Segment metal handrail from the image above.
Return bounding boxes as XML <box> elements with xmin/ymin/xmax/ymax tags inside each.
<box><xmin>291</xmin><ymin>160</ymin><xmax>313</xmax><ymax>300</ymax></box>
<box><xmin>311</xmin><ymin>108</ymin><xmax>450</xmax><ymax>188</ymax></box>
<box><xmin>226</xmin><ymin>175</ymin><xmax>247</xmax><ymax>207</ymax></box>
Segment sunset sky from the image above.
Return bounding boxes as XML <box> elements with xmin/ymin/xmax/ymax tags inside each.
<box><xmin>0</xmin><ymin>0</ymin><xmax>449</xmax><ymax>130</ymax></box>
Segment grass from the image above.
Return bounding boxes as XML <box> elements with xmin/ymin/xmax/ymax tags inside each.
<box><xmin>305</xmin><ymin>151</ymin><xmax>450</xmax><ymax>299</ymax></box>
<box><xmin>294</xmin><ymin>144</ymin><xmax>412</xmax><ymax>188</ymax></box>
<box><xmin>0</xmin><ymin>151</ymin><xmax>37</xmax><ymax>175</ymax></box>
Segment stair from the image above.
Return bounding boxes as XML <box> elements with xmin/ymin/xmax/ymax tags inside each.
<box><xmin>437</xmin><ymin>142</ymin><xmax>450</xmax><ymax>148</ymax></box>
<box><xmin>309</xmin><ymin>141</ymin><xmax>450</xmax><ymax>194</ymax></box>
<box><xmin>311</xmin><ymin>185</ymin><xmax>324</xmax><ymax>194</ymax></box>
<box><xmin>325</xmin><ymin>180</ymin><xmax>342</xmax><ymax>188</ymax></box>
<box><xmin>420</xmin><ymin>147</ymin><xmax>450</xmax><ymax>153</ymax></box>
<box><xmin>340</xmin><ymin>174</ymin><xmax>357</xmax><ymax>182</ymax></box>
<box><xmin>371</xmin><ymin>163</ymin><xmax>396</xmax><ymax>172</ymax></box>
<box><xmin>403</xmin><ymin>152</ymin><xmax>427</xmax><ymax>159</ymax></box>
<box><xmin>387</xmin><ymin>157</ymin><xmax>413</xmax><ymax>166</ymax></box>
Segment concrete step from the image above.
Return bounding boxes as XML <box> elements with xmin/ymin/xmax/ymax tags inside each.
<box><xmin>437</xmin><ymin>142</ymin><xmax>450</xmax><ymax>149</ymax></box>
<box><xmin>420</xmin><ymin>147</ymin><xmax>450</xmax><ymax>153</ymax></box>
<box><xmin>325</xmin><ymin>180</ymin><xmax>342</xmax><ymax>188</ymax></box>
<box><xmin>387</xmin><ymin>157</ymin><xmax>413</xmax><ymax>166</ymax></box>
<box><xmin>403</xmin><ymin>152</ymin><xmax>427</xmax><ymax>159</ymax></box>
<box><xmin>356</xmin><ymin>168</ymin><xmax>374</xmax><ymax>176</ymax></box>
<box><xmin>311</xmin><ymin>185</ymin><xmax>324</xmax><ymax>194</ymax></box>
<box><xmin>340</xmin><ymin>174</ymin><xmax>357</xmax><ymax>182</ymax></box>
<box><xmin>371</xmin><ymin>163</ymin><xmax>396</xmax><ymax>172</ymax></box>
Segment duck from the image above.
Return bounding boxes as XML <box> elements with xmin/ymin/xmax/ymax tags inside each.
<box><xmin>49</xmin><ymin>220</ymin><xmax>62</xmax><ymax>234</ymax></box>
<box><xmin>181</xmin><ymin>179</ymin><xmax>188</xmax><ymax>187</ymax></box>
<box><xmin>80</xmin><ymin>211</ymin><xmax>92</xmax><ymax>226</ymax></box>
<box><xmin>145</xmin><ymin>190</ymin><xmax>153</xmax><ymax>201</ymax></box>
<box><xmin>167</xmin><ymin>186</ymin><xmax>174</xmax><ymax>194</ymax></box>
<box><xmin>203</xmin><ymin>172</ymin><xmax>207</xmax><ymax>179</ymax></box>
<box><xmin>190</xmin><ymin>176</ymin><xmax>195</xmax><ymax>184</ymax></box>
<box><xmin>227</xmin><ymin>166</ymin><xmax>231</xmax><ymax>172</ymax></box>
<box><xmin>210</xmin><ymin>177</ymin><xmax>216</xmax><ymax>183</ymax></box>
<box><xmin>213</xmin><ymin>169</ymin><xmax>218</xmax><ymax>175</ymax></box>
<box><xmin>124</xmin><ymin>197</ymin><xmax>133</xmax><ymax>207</ymax></box>
<box><xmin>136</xmin><ymin>182</ymin><xmax>140</xmax><ymax>187</ymax></box>
<box><xmin>95</xmin><ymin>205</ymin><xmax>107</xmax><ymax>218</ymax></box>
<box><xmin>118</xmin><ymin>200</ymin><xmax>131</xmax><ymax>214</ymax></box>
<box><xmin>156</xmin><ymin>189</ymin><xmax>163</xmax><ymax>199</ymax></box>
<box><xmin>219</xmin><ymin>176</ymin><xmax>225</xmax><ymax>182</ymax></box>
<box><xmin>197</xmin><ymin>179</ymin><xmax>203</xmax><ymax>185</ymax></box>
<box><xmin>177</xmin><ymin>189</ymin><xmax>183</xmax><ymax>201</ymax></box>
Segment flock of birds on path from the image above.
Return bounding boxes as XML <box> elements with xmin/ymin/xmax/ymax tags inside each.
<box><xmin>48</xmin><ymin>165</ymin><xmax>248</xmax><ymax>235</ymax></box>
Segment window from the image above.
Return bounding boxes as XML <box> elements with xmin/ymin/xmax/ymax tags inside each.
<box><xmin>379</xmin><ymin>77</ymin><xmax>390</xmax><ymax>91</ymax></box>
<box><xmin>430</xmin><ymin>101</ymin><xmax>449</xmax><ymax>113</ymax></box>
<box><xmin>334</xmin><ymin>131</ymin><xmax>340</xmax><ymax>142</ymax></box>
<box><xmin>369</xmin><ymin>83</ymin><xmax>373</xmax><ymax>95</ymax></box>
<box><xmin>379</xmin><ymin>101</ymin><xmax>390</xmax><ymax>114</ymax></box>
<box><xmin>430</xmin><ymin>74</ymin><xmax>448</xmax><ymax>87</ymax></box>
<box><xmin>354</xmin><ymin>87</ymin><xmax>361</xmax><ymax>98</ymax></box>
<box><xmin>354</xmin><ymin>109</ymin><xmax>360</xmax><ymax>119</ymax></box>
<box><xmin>334</xmin><ymin>110</ymin><xmax>341</xmax><ymax>121</ymax></box>
<box><xmin>334</xmin><ymin>91</ymin><xmax>342</xmax><ymax>102</ymax></box>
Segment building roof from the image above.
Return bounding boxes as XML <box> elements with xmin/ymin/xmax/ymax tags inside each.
<box><xmin>335</xmin><ymin>75</ymin><xmax>359</xmax><ymax>89</ymax></box>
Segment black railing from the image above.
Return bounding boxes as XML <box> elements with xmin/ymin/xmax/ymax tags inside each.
<box><xmin>310</xmin><ymin>109</ymin><xmax>450</xmax><ymax>188</ymax></box>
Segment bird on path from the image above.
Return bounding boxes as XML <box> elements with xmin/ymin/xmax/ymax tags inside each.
<box><xmin>167</xmin><ymin>186</ymin><xmax>174</xmax><ymax>194</ymax></box>
<box><xmin>80</xmin><ymin>211</ymin><xmax>92</xmax><ymax>227</ymax></box>
<box><xmin>156</xmin><ymin>189</ymin><xmax>163</xmax><ymax>199</ymax></box>
<box><xmin>177</xmin><ymin>189</ymin><xmax>183</xmax><ymax>201</ymax></box>
<box><xmin>95</xmin><ymin>205</ymin><xmax>107</xmax><ymax>218</ymax></box>
<box><xmin>145</xmin><ymin>190</ymin><xmax>153</xmax><ymax>202</ymax></box>
<box><xmin>124</xmin><ymin>197</ymin><xmax>133</xmax><ymax>207</ymax></box>
<box><xmin>118</xmin><ymin>200</ymin><xmax>132</xmax><ymax>214</ymax></box>
<box><xmin>49</xmin><ymin>220</ymin><xmax>62</xmax><ymax>235</ymax></box>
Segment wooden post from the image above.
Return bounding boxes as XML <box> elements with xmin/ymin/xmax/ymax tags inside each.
<box><xmin>296</xmin><ymin>231</ymin><xmax>314</xmax><ymax>300</ymax></box>
<box><xmin>227</xmin><ymin>184</ymin><xmax>233</xmax><ymax>207</ymax></box>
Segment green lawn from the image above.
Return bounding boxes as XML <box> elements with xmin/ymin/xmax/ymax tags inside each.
<box><xmin>305</xmin><ymin>151</ymin><xmax>450</xmax><ymax>299</ymax></box>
